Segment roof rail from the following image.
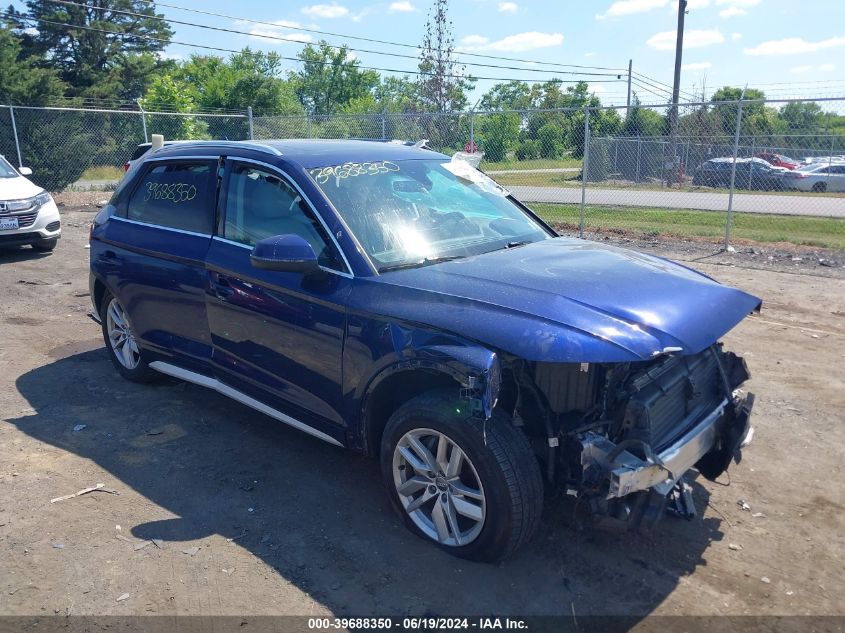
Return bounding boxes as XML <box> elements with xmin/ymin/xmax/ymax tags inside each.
<box><xmin>151</xmin><ymin>139</ymin><xmax>283</xmax><ymax>156</ymax></box>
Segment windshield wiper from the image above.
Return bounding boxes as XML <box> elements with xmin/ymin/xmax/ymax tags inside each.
<box><xmin>379</xmin><ymin>255</ymin><xmax>464</xmax><ymax>273</ymax></box>
<box><xmin>504</xmin><ymin>240</ymin><xmax>531</xmax><ymax>249</ymax></box>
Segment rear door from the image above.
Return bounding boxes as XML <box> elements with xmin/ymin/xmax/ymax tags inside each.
<box><xmin>204</xmin><ymin>159</ymin><xmax>352</xmax><ymax>443</ymax></box>
<box><xmin>96</xmin><ymin>157</ymin><xmax>218</xmax><ymax>368</ymax></box>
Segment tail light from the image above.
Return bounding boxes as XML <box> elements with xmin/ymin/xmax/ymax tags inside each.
<box><xmin>123</xmin><ymin>162</ymin><xmax>130</xmax><ymax>172</ymax></box>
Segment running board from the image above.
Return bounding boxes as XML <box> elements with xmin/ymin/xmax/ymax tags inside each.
<box><xmin>148</xmin><ymin>361</ymin><xmax>343</xmax><ymax>447</ymax></box>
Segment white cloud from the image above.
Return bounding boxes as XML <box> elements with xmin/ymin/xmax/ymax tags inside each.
<box><xmin>246</xmin><ymin>20</ymin><xmax>314</xmax><ymax>44</ymax></box>
<box><xmin>596</xmin><ymin>0</ymin><xmax>667</xmax><ymax>19</ymax></box>
<box><xmin>585</xmin><ymin>51</ymin><xmax>596</xmax><ymax>57</ymax></box>
<box><xmin>732</xmin><ymin>32</ymin><xmax>742</xmax><ymax>40</ymax></box>
<box><xmin>301</xmin><ymin>2</ymin><xmax>349</xmax><ymax>18</ymax></box>
<box><xmin>647</xmin><ymin>29</ymin><xmax>725</xmax><ymax>50</ymax></box>
<box><xmin>745</xmin><ymin>35</ymin><xmax>845</xmax><ymax>56</ymax></box>
<box><xmin>716</xmin><ymin>0</ymin><xmax>760</xmax><ymax>5</ymax></box>
<box><xmin>719</xmin><ymin>6</ymin><xmax>747</xmax><ymax>17</ymax></box>
<box><xmin>792</xmin><ymin>63</ymin><xmax>836</xmax><ymax>74</ymax></box>
<box><xmin>682</xmin><ymin>61</ymin><xmax>713</xmax><ymax>70</ymax></box>
<box><xmin>686</xmin><ymin>0</ymin><xmax>711</xmax><ymax>8</ymax></box>
<box><xmin>458</xmin><ymin>32</ymin><xmax>564</xmax><ymax>53</ymax></box>
<box><xmin>388</xmin><ymin>1</ymin><xmax>418</xmax><ymax>12</ymax></box>
<box><xmin>588</xmin><ymin>83</ymin><xmax>606</xmax><ymax>94</ymax></box>
<box><xmin>498</xmin><ymin>1</ymin><xmax>518</xmax><ymax>12</ymax></box>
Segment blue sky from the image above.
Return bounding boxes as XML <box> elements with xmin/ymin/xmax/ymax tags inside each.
<box><xmin>47</xmin><ymin>0</ymin><xmax>845</xmax><ymax>107</ymax></box>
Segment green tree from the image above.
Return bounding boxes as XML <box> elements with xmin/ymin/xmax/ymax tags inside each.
<box><xmin>291</xmin><ymin>42</ymin><xmax>379</xmax><ymax>115</ymax></box>
<box><xmin>15</xmin><ymin>0</ymin><xmax>173</xmax><ymax>99</ymax></box>
<box><xmin>778</xmin><ymin>101</ymin><xmax>824</xmax><ymax>132</ymax></box>
<box><xmin>711</xmin><ymin>87</ymin><xmax>771</xmax><ymax>136</ymax></box>
<box><xmin>177</xmin><ymin>50</ymin><xmax>302</xmax><ymax>116</ymax></box>
<box><xmin>622</xmin><ymin>94</ymin><xmax>666</xmax><ymax>136</ymax></box>
<box><xmin>478</xmin><ymin>112</ymin><xmax>520</xmax><ymax>162</ymax></box>
<box><xmin>0</xmin><ymin>25</ymin><xmax>65</xmax><ymax>104</ymax></box>
<box><xmin>140</xmin><ymin>74</ymin><xmax>208</xmax><ymax>139</ymax></box>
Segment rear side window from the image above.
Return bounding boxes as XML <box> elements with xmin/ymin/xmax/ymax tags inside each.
<box><xmin>127</xmin><ymin>161</ymin><xmax>216</xmax><ymax>234</ymax></box>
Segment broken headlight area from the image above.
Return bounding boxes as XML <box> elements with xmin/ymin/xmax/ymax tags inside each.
<box><xmin>507</xmin><ymin>343</ymin><xmax>754</xmax><ymax>530</ymax></box>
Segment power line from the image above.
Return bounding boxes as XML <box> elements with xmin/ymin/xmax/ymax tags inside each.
<box><xmin>11</xmin><ymin>12</ymin><xmax>628</xmax><ymax>85</ymax></box>
<box><xmin>130</xmin><ymin>0</ymin><xmax>627</xmax><ymax>74</ymax></box>
<box><xmin>44</xmin><ymin>0</ymin><xmax>625</xmax><ymax>79</ymax></box>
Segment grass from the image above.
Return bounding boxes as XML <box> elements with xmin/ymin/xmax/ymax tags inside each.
<box><xmin>78</xmin><ymin>165</ymin><xmax>125</xmax><ymax>181</ymax></box>
<box><xmin>531</xmin><ymin>203</ymin><xmax>845</xmax><ymax>250</ymax></box>
<box><xmin>480</xmin><ymin>157</ymin><xmax>583</xmax><ymax>172</ymax></box>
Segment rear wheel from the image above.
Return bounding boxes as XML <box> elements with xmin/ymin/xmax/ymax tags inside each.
<box><xmin>100</xmin><ymin>291</ymin><xmax>159</xmax><ymax>383</ymax></box>
<box><xmin>812</xmin><ymin>181</ymin><xmax>827</xmax><ymax>193</ymax></box>
<box><xmin>381</xmin><ymin>390</ymin><xmax>543</xmax><ymax>562</ymax></box>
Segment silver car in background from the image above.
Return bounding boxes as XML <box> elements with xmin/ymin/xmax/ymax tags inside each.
<box><xmin>782</xmin><ymin>163</ymin><xmax>845</xmax><ymax>193</ymax></box>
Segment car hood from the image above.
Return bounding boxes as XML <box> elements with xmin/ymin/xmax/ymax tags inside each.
<box><xmin>355</xmin><ymin>238</ymin><xmax>761</xmax><ymax>363</ymax></box>
<box><xmin>0</xmin><ymin>175</ymin><xmax>42</xmax><ymax>200</ymax></box>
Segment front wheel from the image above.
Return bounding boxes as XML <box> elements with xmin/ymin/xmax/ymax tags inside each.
<box><xmin>100</xmin><ymin>291</ymin><xmax>159</xmax><ymax>383</ymax></box>
<box><xmin>381</xmin><ymin>390</ymin><xmax>543</xmax><ymax>562</ymax></box>
<box><xmin>32</xmin><ymin>238</ymin><xmax>57</xmax><ymax>252</ymax></box>
<box><xmin>812</xmin><ymin>181</ymin><xmax>827</xmax><ymax>193</ymax></box>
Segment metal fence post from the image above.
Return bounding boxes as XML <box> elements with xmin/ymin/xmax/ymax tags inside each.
<box><xmin>381</xmin><ymin>111</ymin><xmax>386</xmax><ymax>140</ymax></box>
<box><xmin>635</xmin><ymin>134</ymin><xmax>641</xmax><ymax>182</ymax></box>
<box><xmin>307</xmin><ymin>114</ymin><xmax>312</xmax><ymax>139</ymax></box>
<box><xmin>138</xmin><ymin>102</ymin><xmax>148</xmax><ymax>143</ymax></box>
<box><xmin>579</xmin><ymin>106</ymin><xmax>591</xmax><ymax>238</ymax></box>
<box><xmin>247</xmin><ymin>106</ymin><xmax>254</xmax><ymax>140</ymax></box>
<box><xmin>8</xmin><ymin>105</ymin><xmax>23</xmax><ymax>168</ymax></box>
<box><xmin>469</xmin><ymin>110</ymin><xmax>475</xmax><ymax>152</ymax></box>
<box><xmin>725</xmin><ymin>94</ymin><xmax>745</xmax><ymax>250</ymax></box>
<box><xmin>749</xmin><ymin>136</ymin><xmax>755</xmax><ymax>190</ymax></box>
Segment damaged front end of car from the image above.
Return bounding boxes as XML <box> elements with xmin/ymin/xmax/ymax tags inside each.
<box><xmin>500</xmin><ymin>343</ymin><xmax>754</xmax><ymax>530</ymax></box>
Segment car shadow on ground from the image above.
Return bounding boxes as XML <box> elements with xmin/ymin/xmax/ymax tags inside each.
<box><xmin>0</xmin><ymin>246</ymin><xmax>54</xmax><ymax>264</ymax></box>
<box><xmin>10</xmin><ymin>344</ymin><xmax>725</xmax><ymax>617</ymax></box>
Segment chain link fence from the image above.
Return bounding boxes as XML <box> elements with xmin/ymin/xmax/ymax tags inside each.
<box><xmin>3</xmin><ymin>98</ymin><xmax>844</xmax><ymax>250</ymax></box>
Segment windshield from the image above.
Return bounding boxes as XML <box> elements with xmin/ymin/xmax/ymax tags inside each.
<box><xmin>0</xmin><ymin>156</ymin><xmax>19</xmax><ymax>178</ymax></box>
<box><xmin>309</xmin><ymin>157</ymin><xmax>550</xmax><ymax>271</ymax></box>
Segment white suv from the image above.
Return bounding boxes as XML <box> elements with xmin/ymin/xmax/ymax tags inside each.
<box><xmin>0</xmin><ymin>155</ymin><xmax>61</xmax><ymax>251</ymax></box>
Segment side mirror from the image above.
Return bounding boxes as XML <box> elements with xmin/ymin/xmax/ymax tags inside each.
<box><xmin>250</xmin><ymin>234</ymin><xmax>319</xmax><ymax>273</ymax></box>
<box><xmin>18</xmin><ymin>167</ymin><xmax>32</xmax><ymax>176</ymax></box>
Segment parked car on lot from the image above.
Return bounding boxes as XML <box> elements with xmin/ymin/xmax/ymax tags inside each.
<box><xmin>754</xmin><ymin>152</ymin><xmax>800</xmax><ymax>170</ymax></box>
<box><xmin>782</xmin><ymin>163</ymin><xmax>845</xmax><ymax>192</ymax></box>
<box><xmin>0</xmin><ymin>154</ymin><xmax>61</xmax><ymax>251</ymax></box>
<box><xmin>692</xmin><ymin>157</ymin><xmax>787</xmax><ymax>190</ymax></box>
<box><xmin>90</xmin><ymin>140</ymin><xmax>758</xmax><ymax>561</ymax></box>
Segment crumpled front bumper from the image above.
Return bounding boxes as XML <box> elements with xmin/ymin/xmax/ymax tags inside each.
<box><xmin>582</xmin><ymin>392</ymin><xmax>754</xmax><ymax>502</ymax></box>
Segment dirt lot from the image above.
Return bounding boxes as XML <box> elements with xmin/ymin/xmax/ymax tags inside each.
<box><xmin>1</xmin><ymin>203</ymin><xmax>843</xmax><ymax>623</ymax></box>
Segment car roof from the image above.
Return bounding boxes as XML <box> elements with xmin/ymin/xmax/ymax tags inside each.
<box><xmin>146</xmin><ymin>139</ymin><xmax>446</xmax><ymax>169</ymax></box>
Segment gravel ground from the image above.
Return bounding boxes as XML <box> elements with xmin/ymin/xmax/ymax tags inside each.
<box><xmin>0</xmin><ymin>203</ymin><xmax>843</xmax><ymax>625</ymax></box>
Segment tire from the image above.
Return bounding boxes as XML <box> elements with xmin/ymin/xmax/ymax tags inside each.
<box><xmin>32</xmin><ymin>239</ymin><xmax>57</xmax><ymax>252</ymax></box>
<box><xmin>380</xmin><ymin>389</ymin><xmax>543</xmax><ymax>562</ymax></box>
<box><xmin>812</xmin><ymin>181</ymin><xmax>827</xmax><ymax>193</ymax></box>
<box><xmin>99</xmin><ymin>290</ymin><xmax>159</xmax><ymax>383</ymax></box>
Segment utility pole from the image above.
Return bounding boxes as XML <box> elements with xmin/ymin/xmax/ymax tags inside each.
<box><xmin>626</xmin><ymin>59</ymin><xmax>633</xmax><ymax>117</ymax></box>
<box><xmin>668</xmin><ymin>0</ymin><xmax>687</xmax><ymax>187</ymax></box>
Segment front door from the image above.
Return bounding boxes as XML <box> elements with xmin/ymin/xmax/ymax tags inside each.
<box><xmin>205</xmin><ymin>159</ymin><xmax>352</xmax><ymax>443</ymax></box>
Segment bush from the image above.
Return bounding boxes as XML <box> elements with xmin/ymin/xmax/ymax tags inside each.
<box><xmin>515</xmin><ymin>139</ymin><xmax>541</xmax><ymax>160</ymax></box>
<box><xmin>479</xmin><ymin>113</ymin><xmax>520</xmax><ymax>162</ymax></box>
<box><xmin>536</xmin><ymin>123</ymin><xmax>565</xmax><ymax>158</ymax></box>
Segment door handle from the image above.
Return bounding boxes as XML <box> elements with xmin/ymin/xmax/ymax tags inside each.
<box><xmin>212</xmin><ymin>276</ymin><xmax>235</xmax><ymax>299</ymax></box>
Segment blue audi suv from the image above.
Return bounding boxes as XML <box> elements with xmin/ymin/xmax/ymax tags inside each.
<box><xmin>90</xmin><ymin>139</ymin><xmax>759</xmax><ymax>561</ymax></box>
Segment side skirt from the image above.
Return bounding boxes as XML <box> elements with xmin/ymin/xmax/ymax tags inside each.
<box><xmin>148</xmin><ymin>361</ymin><xmax>344</xmax><ymax>448</ymax></box>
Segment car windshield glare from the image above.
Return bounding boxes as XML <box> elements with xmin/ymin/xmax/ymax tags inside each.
<box><xmin>0</xmin><ymin>156</ymin><xmax>19</xmax><ymax>178</ymax></box>
<box><xmin>308</xmin><ymin>157</ymin><xmax>549</xmax><ymax>271</ymax></box>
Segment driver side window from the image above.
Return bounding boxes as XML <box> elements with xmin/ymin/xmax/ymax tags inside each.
<box><xmin>223</xmin><ymin>162</ymin><xmax>345</xmax><ymax>272</ymax></box>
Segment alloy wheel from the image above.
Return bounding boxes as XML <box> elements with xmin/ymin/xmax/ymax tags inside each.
<box><xmin>106</xmin><ymin>298</ymin><xmax>140</xmax><ymax>370</ymax></box>
<box><xmin>392</xmin><ymin>428</ymin><xmax>486</xmax><ymax>547</ymax></box>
